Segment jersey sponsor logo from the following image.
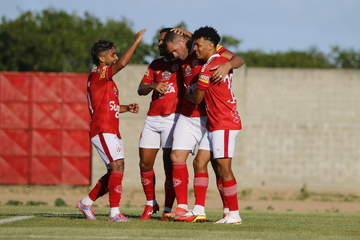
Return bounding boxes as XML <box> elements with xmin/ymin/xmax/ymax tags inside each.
<box><xmin>100</xmin><ymin>66</ymin><xmax>108</xmax><ymax>79</ymax></box>
<box><xmin>92</xmin><ymin>68</ymin><xmax>101</xmax><ymax>73</ymax></box>
<box><xmin>144</xmin><ymin>69</ymin><xmax>150</xmax><ymax>77</ymax></box>
<box><xmin>173</xmin><ymin>178</ymin><xmax>182</xmax><ymax>187</ymax></box>
<box><xmin>162</xmin><ymin>71</ymin><xmax>171</xmax><ymax>81</ymax></box>
<box><xmin>172</xmin><ymin>63</ymin><xmax>179</xmax><ymax>72</ymax></box>
<box><xmin>198</xmin><ymin>74</ymin><xmax>210</xmax><ymax>85</ymax></box>
<box><xmin>114</xmin><ymin>185</ymin><xmax>122</xmax><ymax>193</ymax></box>
<box><xmin>109</xmin><ymin>101</ymin><xmax>120</xmax><ymax>118</ymax></box>
<box><xmin>184</xmin><ymin>65</ymin><xmax>192</xmax><ymax>77</ymax></box>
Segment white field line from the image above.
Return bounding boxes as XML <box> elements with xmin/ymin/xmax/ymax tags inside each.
<box><xmin>0</xmin><ymin>213</ymin><xmax>75</xmax><ymax>224</ymax></box>
<box><xmin>0</xmin><ymin>215</ymin><xmax>35</xmax><ymax>224</ymax></box>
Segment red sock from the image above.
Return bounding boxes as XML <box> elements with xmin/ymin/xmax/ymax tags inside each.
<box><xmin>172</xmin><ymin>162</ymin><xmax>188</xmax><ymax>205</ymax></box>
<box><xmin>140</xmin><ymin>169</ymin><xmax>155</xmax><ymax>202</ymax></box>
<box><xmin>108</xmin><ymin>172</ymin><xmax>123</xmax><ymax>208</ymax></box>
<box><xmin>164</xmin><ymin>172</ymin><xmax>175</xmax><ymax>209</ymax></box>
<box><xmin>223</xmin><ymin>178</ymin><xmax>238</xmax><ymax>211</ymax></box>
<box><xmin>88</xmin><ymin>172</ymin><xmax>110</xmax><ymax>201</ymax></box>
<box><xmin>194</xmin><ymin>173</ymin><xmax>209</xmax><ymax>207</ymax></box>
<box><xmin>216</xmin><ymin>176</ymin><xmax>229</xmax><ymax>209</ymax></box>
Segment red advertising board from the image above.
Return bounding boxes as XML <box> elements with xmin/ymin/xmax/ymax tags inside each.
<box><xmin>0</xmin><ymin>72</ymin><xmax>91</xmax><ymax>185</ymax></box>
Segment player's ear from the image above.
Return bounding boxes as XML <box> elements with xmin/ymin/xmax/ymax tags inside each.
<box><xmin>98</xmin><ymin>56</ymin><xmax>105</xmax><ymax>63</ymax></box>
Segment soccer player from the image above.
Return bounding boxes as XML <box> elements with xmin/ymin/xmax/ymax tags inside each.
<box><xmin>162</xmin><ymin>29</ymin><xmax>244</xmax><ymax>221</ymax></box>
<box><xmin>184</xmin><ymin>26</ymin><xmax>242</xmax><ymax>224</ymax></box>
<box><xmin>137</xmin><ymin>28</ymin><xmax>184</xmax><ymax>220</ymax></box>
<box><xmin>76</xmin><ymin>29</ymin><xmax>146</xmax><ymax>222</ymax></box>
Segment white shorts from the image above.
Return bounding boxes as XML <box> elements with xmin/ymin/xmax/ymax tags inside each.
<box><xmin>139</xmin><ymin>113</ymin><xmax>179</xmax><ymax>149</ymax></box>
<box><xmin>199</xmin><ymin>129</ymin><xmax>239</xmax><ymax>159</ymax></box>
<box><xmin>172</xmin><ymin>114</ymin><xmax>207</xmax><ymax>153</ymax></box>
<box><xmin>91</xmin><ymin>133</ymin><xmax>125</xmax><ymax>165</ymax></box>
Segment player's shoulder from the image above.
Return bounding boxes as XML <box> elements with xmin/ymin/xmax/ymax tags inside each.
<box><xmin>207</xmin><ymin>55</ymin><xmax>228</xmax><ymax>67</ymax></box>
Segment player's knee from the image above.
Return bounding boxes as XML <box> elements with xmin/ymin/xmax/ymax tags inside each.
<box><xmin>170</xmin><ymin>150</ymin><xmax>187</xmax><ymax>163</ymax></box>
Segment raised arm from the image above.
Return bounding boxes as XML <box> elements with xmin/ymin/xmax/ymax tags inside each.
<box><xmin>112</xmin><ymin>29</ymin><xmax>147</xmax><ymax>75</ymax></box>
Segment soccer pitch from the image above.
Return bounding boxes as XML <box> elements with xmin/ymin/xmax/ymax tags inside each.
<box><xmin>0</xmin><ymin>206</ymin><xmax>359</xmax><ymax>240</ymax></box>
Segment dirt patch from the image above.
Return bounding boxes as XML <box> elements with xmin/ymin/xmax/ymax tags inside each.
<box><xmin>1</xmin><ymin>185</ymin><xmax>359</xmax><ymax>213</ymax></box>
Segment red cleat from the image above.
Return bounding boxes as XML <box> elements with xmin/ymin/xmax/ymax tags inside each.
<box><xmin>139</xmin><ymin>204</ymin><xmax>160</xmax><ymax>220</ymax></box>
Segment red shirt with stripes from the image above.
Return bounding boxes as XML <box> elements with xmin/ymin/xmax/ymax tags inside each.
<box><xmin>180</xmin><ymin>44</ymin><xmax>227</xmax><ymax>117</ymax></box>
<box><xmin>87</xmin><ymin>65</ymin><xmax>121</xmax><ymax>139</ymax></box>
<box><xmin>196</xmin><ymin>54</ymin><xmax>242</xmax><ymax>132</ymax></box>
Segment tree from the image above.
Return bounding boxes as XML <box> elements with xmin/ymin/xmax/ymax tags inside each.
<box><xmin>0</xmin><ymin>9</ymin><xmax>150</xmax><ymax>72</ymax></box>
<box><xmin>330</xmin><ymin>46</ymin><xmax>360</xmax><ymax>69</ymax></box>
<box><xmin>237</xmin><ymin>46</ymin><xmax>336</xmax><ymax>68</ymax></box>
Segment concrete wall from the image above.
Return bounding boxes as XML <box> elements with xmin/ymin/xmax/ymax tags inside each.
<box><xmin>91</xmin><ymin>65</ymin><xmax>360</xmax><ymax>194</ymax></box>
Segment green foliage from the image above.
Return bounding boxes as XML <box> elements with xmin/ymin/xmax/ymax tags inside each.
<box><xmin>297</xmin><ymin>184</ymin><xmax>310</xmax><ymax>200</ymax></box>
<box><xmin>1</xmin><ymin>8</ymin><xmax>359</xmax><ymax>71</ymax></box>
<box><xmin>220</xmin><ymin>35</ymin><xmax>241</xmax><ymax>50</ymax></box>
<box><xmin>26</xmin><ymin>201</ymin><xmax>48</xmax><ymax>206</ymax></box>
<box><xmin>237</xmin><ymin>45</ymin><xmax>360</xmax><ymax>69</ymax></box>
<box><xmin>54</xmin><ymin>198</ymin><xmax>67</xmax><ymax>207</ymax></box>
<box><xmin>0</xmin><ymin>8</ymin><xmax>150</xmax><ymax>72</ymax></box>
<box><xmin>5</xmin><ymin>200</ymin><xmax>23</xmax><ymax>206</ymax></box>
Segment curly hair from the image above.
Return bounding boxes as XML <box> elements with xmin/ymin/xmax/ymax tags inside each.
<box><xmin>192</xmin><ymin>26</ymin><xmax>221</xmax><ymax>47</ymax></box>
<box><xmin>90</xmin><ymin>40</ymin><xmax>114</xmax><ymax>66</ymax></box>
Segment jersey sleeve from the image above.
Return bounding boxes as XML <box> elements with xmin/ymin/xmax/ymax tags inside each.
<box><xmin>197</xmin><ymin>66</ymin><xmax>212</xmax><ymax>91</ymax></box>
<box><xmin>141</xmin><ymin>61</ymin><xmax>156</xmax><ymax>84</ymax></box>
<box><xmin>216</xmin><ymin>44</ymin><xmax>227</xmax><ymax>55</ymax></box>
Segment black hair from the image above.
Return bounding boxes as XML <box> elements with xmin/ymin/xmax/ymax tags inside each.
<box><xmin>192</xmin><ymin>26</ymin><xmax>221</xmax><ymax>46</ymax></box>
<box><xmin>90</xmin><ymin>40</ymin><xmax>114</xmax><ymax>66</ymax></box>
<box><xmin>160</xmin><ymin>28</ymin><xmax>172</xmax><ymax>34</ymax></box>
<box><xmin>163</xmin><ymin>30</ymin><xmax>186</xmax><ymax>44</ymax></box>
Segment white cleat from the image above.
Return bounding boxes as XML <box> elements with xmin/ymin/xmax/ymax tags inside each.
<box><xmin>214</xmin><ymin>215</ymin><xmax>242</xmax><ymax>225</ymax></box>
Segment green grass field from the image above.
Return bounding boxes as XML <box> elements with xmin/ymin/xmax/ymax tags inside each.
<box><xmin>1</xmin><ymin>205</ymin><xmax>359</xmax><ymax>240</ymax></box>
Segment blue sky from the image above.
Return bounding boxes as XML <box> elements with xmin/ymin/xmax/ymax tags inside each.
<box><xmin>1</xmin><ymin>0</ymin><xmax>359</xmax><ymax>53</ymax></box>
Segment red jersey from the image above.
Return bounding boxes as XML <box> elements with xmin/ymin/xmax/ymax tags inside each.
<box><xmin>87</xmin><ymin>65</ymin><xmax>121</xmax><ymax>139</ymax></box>
<box><xmin>180</xmin><ymin>44</ymin><xmax>227</xmax><ymax>117</ymax></box>
<box><xmin>197</xmin><ymin>54</ymin><xmax>242</xmax><ymax>132</ymax></box>
<box><xmin>141</xmin><ymin>57</ymin><xmax>184</xmax><ymax>116</ymax></box>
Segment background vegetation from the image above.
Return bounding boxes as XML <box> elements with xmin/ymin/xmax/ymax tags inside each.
<box><xmin>1</xmin><ymin>8</ymin><xmax>359</xmax><ymax>72</ymax></box>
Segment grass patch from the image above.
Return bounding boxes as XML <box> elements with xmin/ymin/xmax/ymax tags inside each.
<box><xmin>1</xmin><ymin>205</ymin><xmax>359</xmax><ymax>240</ymax></box>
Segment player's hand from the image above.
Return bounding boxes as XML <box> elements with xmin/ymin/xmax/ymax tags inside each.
<box><xmin>184</xmin><ymin>89</ymin><xmax>192</xmax><ymax>101</ymax></box>
<box><xmin>153</xmin><ymin>82</ymin><xmax>169</xmax><ymax>94</ymax></box>
<box><xmin>134</xmin><ymin>29</ymin><xmax>147</xmax><ymax>44</ymax></box>
<box><xmin>127</xmin><ymin>103</ymin><xmax>139</xmax><ymax>113</ymax></box>
<box><xmin>211</xmin><ymin>61</ymin><xmax>231</xmax><ymax>82</ymax></box>
<box><xmin>171</xmin><ymin>28</ymin><xmax>192</xmax><ymax>38</ymax></box>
